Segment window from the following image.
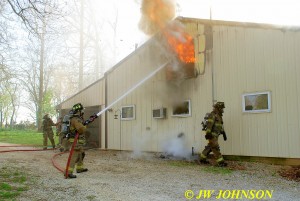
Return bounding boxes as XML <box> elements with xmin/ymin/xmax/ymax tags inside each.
<box><xmin>172</xmin><ymin>100</ymin><xmax>191</xmax><ymax>117</ymax></box>
<box><xmin>153</xmin><ymin>108</ymin><xmax>167</xmax><ymax>119</ymax></box>
<box><xmin>242</xmin><ymin>91</ymin><xmax>271</xmax><ymax>113</ymax></box>
<box><xmin>121</xmin><ymin>105</ymin><xmax>135</xmax><ymax>120</ymax></box>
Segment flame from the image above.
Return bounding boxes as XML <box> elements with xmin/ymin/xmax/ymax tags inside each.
<box><xmin>139</xmin><ymin>0</ymin><xmax>196</xmax><ymax>78</ymax></box>
<box><xmin>139</xmin><ymin>0</ymin><xmax>176</xmax><ymax>35</ymax></box>
<box><xmin>164</xmin><ymin>30</ymin><xmax>195</xmax><ymax>64</ymax></box>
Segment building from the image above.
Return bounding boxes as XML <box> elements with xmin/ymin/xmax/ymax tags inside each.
<box><xmin>56</xmin><ymin>17</ymin><xmax>300</xmax><ymax>165</ymax></box>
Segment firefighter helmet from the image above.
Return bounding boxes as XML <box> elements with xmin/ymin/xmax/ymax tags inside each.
<box><xmin>71</xmin><ymin>103</ymin><xmax>84</xmax><ymax>114</ymax></box>
<box><xmin>213</xmin><ymin>102</ymin><xmax>225</xmax><ymax>110</ymax></box>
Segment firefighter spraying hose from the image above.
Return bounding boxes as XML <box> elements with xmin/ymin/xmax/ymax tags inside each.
<box><xmin>1</xmin><ymin>62</ymin><xmax>168</xmax><ymax>178</ymax></box>
<box><xmin>64</xmin><ymin>62</ymin><xmax>168</xmax><ymax>178</ymax></box>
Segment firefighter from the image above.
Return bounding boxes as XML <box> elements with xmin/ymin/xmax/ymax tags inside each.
<box><xmin>199</xmin><ymin>102</ymin><xmax>228</xmax><ymax>167</ymax></box>
<box><xmin>42</xmin><ymin>114</ymin><xmax>57</xmax><ymax>150</ymax></box>
<box><xmin>65</xmin><ymin>103</ymin><xmax>88</xmax><ymax>179</ymax></box>
<box><xmin>56</xmin><ymin>117</ymin><xmax>63</xmax><ymax>148</ymax></box>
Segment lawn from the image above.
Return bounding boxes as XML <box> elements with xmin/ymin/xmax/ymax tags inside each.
<box><xmin>0</xmin><ymin>166</ymin><xmax>31</xmax><ymax>201</ymax></box>
<box><xmin>0</xmin><ymin>129</ymin><xmax>59</xmax><ymax>146</ymax></box>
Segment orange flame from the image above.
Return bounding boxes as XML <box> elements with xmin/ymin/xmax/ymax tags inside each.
<box><xmin>139</xmin><ymin>0</ymin><xmax>197</xmax><ymax>79</ymax></box>
<box><xmin>164</xmin><ymin>30</ymin><xmax>196</xmax><ymax>64</ymax></box>
<box><xmin>139</xmin><ymin>0</ymin><xmax>175</xmax><ymax>35</ymax></box>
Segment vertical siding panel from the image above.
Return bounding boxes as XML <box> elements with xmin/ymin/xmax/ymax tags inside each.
<box><xmin>234</xmin><ymin>27</ymin><xmax>245</xmax><ymax>155</ymax></box>
<box><xmin>255</xmin><ymin>29</ymin><xmax>268</xmax><ymax>156</ymax></box>
<box><xmin>245</xmin><ymin>29</ymin><xmax>258</xmax><ymax>156</ymax></box>
<box><xmin>264</xmin><ymin>30</ymin><xmax>277</xmax><ymax>157</ymax></box>
<box><xmin>274</xmin><ymin>31</ymin><xmax>289</xmax><ymax>157</ymax></box>
<box><xmin>230</xmin><ymin>27</ymin><xmax>242</xmax><ymax>155</ymax></box>
<box><xmin>295</xmin><ymin>34</ymin><xmax>300</xmax><ymax>156</ymax></box>
<box><xmin>285</xmin><ymin>32</ymin><xmax>299</xmax><ymax>157</ymax></box>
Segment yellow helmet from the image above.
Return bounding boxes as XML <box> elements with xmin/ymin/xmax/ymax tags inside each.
<box><xmin>71</xmin><ymin>103</ymin><xmax>84</xmax><ymax>114</ymax></box>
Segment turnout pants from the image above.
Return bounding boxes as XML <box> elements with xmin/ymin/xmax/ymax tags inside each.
<box><xmin>67</xmin><ymin>142</ymin><xmax>86</xmax><ymax>173</ymax></box>
<box><xmin>43</xmin><ymin>131</ymin><xmax>55</xmax><ymax>149</ymax></box>
<box><xmin>200</xmin><ymin>136</ymin><xmax>225</xmax><ymax>164</ymax></box>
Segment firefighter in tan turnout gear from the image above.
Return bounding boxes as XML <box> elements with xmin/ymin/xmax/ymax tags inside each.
<box><xmin>199</xmin><ymin>102</ymin><xmax>228</xmax><ymax>167</ymax></box>
<box><xmin>42</xmin><ymin>114</ymin><xmax>57</xmax><ymax>150</ymax></box>
<box><xmin>65</xmin><ymin>103</ymin><xmax>88</xmax><ymax>179</ymax></box>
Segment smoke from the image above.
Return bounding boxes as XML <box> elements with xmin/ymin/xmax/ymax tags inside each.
<box><xmin>139</xmin><ymin>0</ymin><xmax>176</xmax><ymax>35</ymax></box>
<box><xmin>161</xmin><ymin>132</ymin><xmax>191</xmax><ymax>159</ymax></box>
<box><xmin>131</xmin><ymin>130</ymin><xmax>192</xmax><ymax>160</ymax></box>
<box><xmin>139</xmin><ymin>0</ymin><xmax>196</xmax><ymax>85</ymax></box>
<box><xmin>131</xmin><ymin>130</ymin><xmax>153</xmax><ymax>159</ymax></box>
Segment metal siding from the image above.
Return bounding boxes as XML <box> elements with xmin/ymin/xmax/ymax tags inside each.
<box><xmin>106</xmin><ymin>44</ymin><xmax>166</xmax><ymax>151</ymax></box>
<box><xmin>60</xmin><ymin>80</ymin><xmax>105</xmax><ymax>109</ymax></box>
<box><xmin>61</xmin><ymin>19</ymin><xmax>300</xmax><ymax>158</ymax></box>
<box><xmin>213</xmin><ymin>25</ymin><xmax>300</xmax><ymax>158</ymax></box>
<box><xmin>105</xmin><ymin>34</ymin><xmax>213</xmax><ymax>153</ymax></box>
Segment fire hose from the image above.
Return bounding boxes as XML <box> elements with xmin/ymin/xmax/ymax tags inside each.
<box><xmin>64</xmin><ymin>113</ymin><xmax>98</xmax><ymax>178</ymax></box>
<box><xmin>52</xmin><ymin>151</ymin><xmax>68</xmax><ymax>173</ymax></box>
<box><xmin>64</xmin><ymin>62</ymin><xmax>168</xmax><ymax>178</ymax></box>
<box><xmin>64</xmin><ymin>132</ymin><xmax>79</xmax><ymax>178</ymax></box>
<box><xmin>1</xmin><ymin>62</ymin><xmax>169</xmax><ymax>178</ymax></box>
<box><xmin>0</xmin><ymin>145</ymin><xmax>67</xmax><ymax>173</ymax></box>
<box><xmin>0</xmin><ymin>145</ymin><xmax>56</xmax><ymax>153</ymax></box>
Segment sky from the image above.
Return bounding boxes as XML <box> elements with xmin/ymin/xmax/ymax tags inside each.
<box><xmin>177</xmin><ymin>0</ymin><xmax>300</xmax><ymax>26</ymax></box>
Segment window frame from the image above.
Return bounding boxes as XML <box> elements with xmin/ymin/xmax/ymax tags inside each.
<box><xmin>242</xmin><ymin>91</ymin><xmax>271</xmax><ymax>113</ymax></box>
<box><xmin>121</xmin><ymin>105</ymin><xmax>136</xmax><ymax>120</ymax></box>
<box><xmin>171</xmin><ymin>99</ymin><xmax>192</xmax><ymax>117</ymax></box>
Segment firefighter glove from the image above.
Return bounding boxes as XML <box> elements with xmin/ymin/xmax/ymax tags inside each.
<box><xmin>221</xmin><ymin>131</ymin><xmax>227</xmax><ymax>141</ymax></box>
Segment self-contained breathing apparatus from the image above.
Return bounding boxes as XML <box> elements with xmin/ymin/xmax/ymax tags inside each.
<box><xmin>201</xmin><ymin>111</ymin><xmax>227</xmax><ymax>141</ymax></box>
<box><xmin>201</xmin><ymin>112</ymin><xmax>210</xmax><ymax>131</ymax></box>
<box><xmin>61</xmin><ymin>113</ymin><xmax>74</xmax><ymax>139</ymax></box>
<box><xmin>61</xmin><ymin>103</ymin><xmax>98</xmax><ymax>140</ymax></box>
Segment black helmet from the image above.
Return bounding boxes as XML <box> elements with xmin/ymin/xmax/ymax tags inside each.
<box><xmin>213</xmin><ymin>102</ymin><xmax>225</xmax><ymax>110</ymax></box>
<box><xmin>71</xmin><ymin>103</ymin><xmax>84</xmax><ymax>114</ymax></box>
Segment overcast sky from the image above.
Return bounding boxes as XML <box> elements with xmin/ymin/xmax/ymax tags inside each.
<box><xmin>178</xmin><ymin>0</ymin><xmax>300</xmax><ymax>26</ymax></box>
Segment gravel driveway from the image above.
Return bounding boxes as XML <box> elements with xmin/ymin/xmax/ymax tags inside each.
<box><xmin>0</xmin><ymin>144</ymin><xmax>299</xmax><ymax>201</ymax></box>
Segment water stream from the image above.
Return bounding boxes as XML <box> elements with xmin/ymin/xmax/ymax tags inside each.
<box><xmin>96</xmin><ymin>61</ymin><xmax>168</xmax><ymax>117</ymax></box>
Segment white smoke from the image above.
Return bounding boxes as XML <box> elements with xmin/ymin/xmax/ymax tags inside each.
<box><xmin>161</xmin><ymin>132</ymin><xmax>191</xmax><ymax>159</ymax></box>
<box><xmin>131</xmin><ymin>130</ymin><xmax>153</xmax><ymax>159</ymax></box>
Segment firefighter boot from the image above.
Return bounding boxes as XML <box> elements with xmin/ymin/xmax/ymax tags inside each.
<box><xmin>199</xmin><ymin>159</ymin><xmax>210</xmax><ymax>164</ymax></box>
<box><xmin>218</xmin><ymin>161</ymin><xmax>228</xmax><ymax>167</ymax></box>
<box><xmin>76</xmin><ymin>168</ymin><xmax>88</xmax><ymax>173</ymax></box>
<box><xmin>199</xmin><ymin>153</ymin><xmax>210</xmax><ymax>164</ymax></box>
<box><xmin>65</xmin><ymin>173</ymin><xmax>77</xmax><ymax>179</ymax></box>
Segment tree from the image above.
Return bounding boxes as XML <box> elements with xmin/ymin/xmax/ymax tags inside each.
<box><xmin>5</xmin><ymin>0</ymin><xmax>62</xmax><ymax>34</ymax></box>
<box><xmin>0</xmin><ymin>79</ymin><xmax>20</xmax><ymax>128</ymax></box>
<box><xmin>0</xmin><ymin>0</ymin><xmax>66</xmax><ymax>129</ymax></box>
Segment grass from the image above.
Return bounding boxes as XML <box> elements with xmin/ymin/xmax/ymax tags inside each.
<box><xmin>0</xmin><ymin>166</ymin><xmax>30</xmax><ymax>201</ymax></box>
<box><xmin>86</xmin><ymin>195</ymin><xmax>97</xmax><ymax>201</ymax></box>
<box><xmin>0</xmin><ymin>129</ymin><xmax>59</xmax><ymax>146</ymax></box>
<box><xmin>0</xmin><ymin>130</ymin><xmax>53</xmax><ymax>200</ymax></box>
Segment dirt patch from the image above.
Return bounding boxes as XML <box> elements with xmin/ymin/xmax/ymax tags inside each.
<box><xmin>278</xmin><ymin>166</ymin><xmax>300</xmax><ymax>182</ymax></box>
